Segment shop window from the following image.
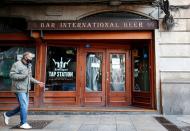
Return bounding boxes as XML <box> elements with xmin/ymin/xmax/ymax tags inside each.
<box><xmin>86</xmin><ymin>52</ymin><xmax>102</xmax><ymax>92</ymax></box>
<box><xmin>0</xmin><ymin>46</ymin><xmax>36</xmax><ymax>91</ymax></box>
<box><xmin>46</xmin><ymin>47</ymin><xmax>77</xmax><ymax>91</ymax></box>
<box><xmin>110</xmin><ymin>54</ymin><xmax>125</xmax><ymax>91</ymax></box>
<box><xmin>133</xmin><ymin>47</ymin><xmax>150</xmax><ymax>92</ymax></box>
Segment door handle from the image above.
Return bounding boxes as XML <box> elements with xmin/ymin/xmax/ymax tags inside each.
<box><xmin>107</xmin><ymin>72</ymin><xmax>109</xmax><ymax>81</ymax></box>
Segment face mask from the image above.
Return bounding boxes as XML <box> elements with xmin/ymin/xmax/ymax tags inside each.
<box><xmin>26</xmin><ymin>59</ymin><xmax>32</xmax><ymax>64</ymax></box>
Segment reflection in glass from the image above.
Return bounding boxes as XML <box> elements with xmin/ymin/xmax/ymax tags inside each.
<box><xmin>86</xmin><ymin>53</ymin><xmax>102</xmax><ymax>92</ymax></box>
<box><xmin>133</xmin><ymin>47</ymin><xmax>150</xmax><ymax>92</ymax></box>
<box><xmin>46</xmin><ymin>47</ymin><xmax>77</xmax><ymax>91</ymax></box>
<box><xmin>0</xmin><ymin>47</ymin><xmax>36</xmax><ymax>91</ymax></box>
<box><xmin>110</xmin><ymin>54</ymin><xmax>125</xmax><ymax>91</ymax></box>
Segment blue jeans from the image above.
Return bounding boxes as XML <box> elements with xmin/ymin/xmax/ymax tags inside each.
<box><xmin>6</xmin><ymin>92</ymin><xmax>29</xmax><ymax>125</ymax></box>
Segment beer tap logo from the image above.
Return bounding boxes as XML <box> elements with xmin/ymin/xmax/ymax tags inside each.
<box><xmin>52</xmin><ymin>57</ymin><xmax>71</xmax><ymax>71</ymax></box>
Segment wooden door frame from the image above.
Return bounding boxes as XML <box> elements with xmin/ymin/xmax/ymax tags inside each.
<box><xmin>34</xmin><ymin>31</ymin><xmax>155</xmax><ymax>109</ymax></box>
<box><xmin>106</xmin><ymin>49</ymin><xmax>131</xmax><ymax>106</ymax></box>
<box><xmin>131</xmin><ymin>39</ymin><xmax>155</xmax><ymax>109</ymax></box>
<box><xmin>0</xmin><ymin>31</ymin><xmax>156</xmax><ymax>110</ymax></box>
<box><xmin>149</xmin><ymin>39</ymin><xmax>156</xmax><ymax>109</ymax></box>
<box><xmin>80</xmin><ymin>48</ymin><xmax>106</xmax><ymax>106</ymax></box>
<box><xmin>41</xmin><ymin>43</ymin><xmax>81</xmax><ymax>106</ymax></box>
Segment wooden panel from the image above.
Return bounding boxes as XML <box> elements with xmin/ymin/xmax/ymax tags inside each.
<box><xmin>110</xmin><ymin>97</ymin><xmax>127</xmax><ymax>102</ymax></box>
<box><xmin>0</xmin><ymin>33</ymin><xmax>31</xmax><ymax>41</ymax></box>
<box><xmin>0</xmin><ymin>97</ymin><xmax>34</xmax><ymax>104</ymax></box>
<box><xmin>44</xmin><ymin>97</ymin><xmax>77</xmax><ymax>103</ymax></box>
<box><xmin>132</xmin><ymin>92</ymin><xmax>151</xmax><ymax>108</ymax></box>
<box><xmin>85</xmin><ymin>97</ymin><xmax>102</xmax><ymax>103</ymax></box>
<box><xmin>44</xmin><ymin>92</ymin><xmax>76</xmax><ymax>97</ymax></box>
<box><xmin>34</xmin><ymin>39</ymin><xmax>46</xmax><ymax>107</ymax></box>
<box><xmin>0</xmin><ymin>96</ymin><xmax>35</xmax><ymax>110</ymax></box>
<box><xmin>44</xmin><ymin>32</ymin><xmax>152</xmax><ymax>40</ymax></box>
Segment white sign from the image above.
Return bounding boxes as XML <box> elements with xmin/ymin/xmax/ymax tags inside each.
<box><xmin>91</xmin><ymin>63</ymin><xmax>100</xmax><ymax>68</ymax></box>
<box><xmin>112</xmin><ymin>58</ymin><xmax>120</xmax><ymax>65</ymax></box>
<box><xmin>112</xmin><ymin>65</ymin><xmax>120</xmax><ymax>69</ymax></box>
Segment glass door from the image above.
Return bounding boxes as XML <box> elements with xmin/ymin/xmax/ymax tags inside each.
<box><xmin>132</xmin><ymin>44</ymin><xmax>152</xmax><ymax>108</ymax></box>
<box><xmin>82</xmin><ymin>49</ymin><xmax>106</xmax><ymax>106</ymax></box>
<box><xmin>106</xmin><ymin>50</ymin><xmax>131</xmax><ymax>106</ymax></box>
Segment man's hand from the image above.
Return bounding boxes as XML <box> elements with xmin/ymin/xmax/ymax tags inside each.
<box><xmin>38</xmin><ymin>82</ymin><xmax>45</xmax><ymax>87</ymax></box>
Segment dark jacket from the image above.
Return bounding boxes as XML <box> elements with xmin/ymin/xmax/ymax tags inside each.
<box><xmin>9</xmin><ymin>60</ymin><xmax>40</xmax><ymax>93</ymax></box>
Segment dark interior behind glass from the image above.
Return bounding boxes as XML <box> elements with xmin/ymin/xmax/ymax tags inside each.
<box><xmin>46</xmin><ymin>47</ymin><xmax>77</xmax><ymax>91</ymax></box>
<box><xmin>0</xmin><ymin>46</ymin><xmax>36</xmax><ymax>91</ymax></box>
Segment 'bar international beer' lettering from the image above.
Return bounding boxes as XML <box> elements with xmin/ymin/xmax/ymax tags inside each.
<box><xmin>41</xmin><ymin>22</ymin><xmax>56</xmax><ymax>28</ymax></box>
<box><xmin>124</xmin><ymin>22</ymin><xmax>143</xmax><ymax>28</ymax></box>
<box><xmin>28</xmin><ymin>20</ymin><xmax>158</xmax><ymax>30</ymax></box>
<box><xmin>60</xmin><ymin>22</ymin><xmax>120</xmax><ymax>29</ymax></box>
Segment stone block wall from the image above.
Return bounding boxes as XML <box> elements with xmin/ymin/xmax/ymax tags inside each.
<box><xmin>158</xmin><ymin>1</ymin><xmax>190</xmax><ymax>114</ymax></box>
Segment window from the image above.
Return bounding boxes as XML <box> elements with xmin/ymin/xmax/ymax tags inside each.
<box><xmin>0</xmin><ymin>46</ymin><xmax>36</xmax><ymax>91</ymax></box>
<box><xmin>110</xmin><ymin>54</ymin><xmax>125</xmax><ymax>91</ymax></box>
<box><xmin>86</xmin><ymin>52</ymin><xmax>102</xmax><ymax>92</ymax></box>
<box><xmin>133</xmin><ymin>46</ymin><xmax>150</xmax><ymax>92</ymax></box>
<box><xmin>46</xmin><ymin>47</ymin><xmax>77</xmax><ymax>91</ymax></box>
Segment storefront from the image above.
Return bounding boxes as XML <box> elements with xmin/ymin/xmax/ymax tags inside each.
<box><xmin>0</xmin><ymin>11</ymin><xmax>158</xmax><ymax>110</ymax></box>
<box><xmin>1</xmin><ymin>0</ymin><xmax>190</xmax><ymax>115</ymax></box>
<box><xmin>0</xmin><ymin>0</ymin><xmax>167</xmax><ymax>112</ymax></box>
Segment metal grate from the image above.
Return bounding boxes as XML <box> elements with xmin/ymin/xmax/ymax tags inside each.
<box><xmin>10</xmin><ymin>120</ymin><xmax>52</xmax><ymax>129</ymax></box>
<box><xmin>155</xmin><ymin>117</ymin><xmax>181</xmax><ymax>131</ymax></box>
<box><xmin>181</xmin><ymin>126</ymin><xmax>190</xmax><ymax>131</ymax></box>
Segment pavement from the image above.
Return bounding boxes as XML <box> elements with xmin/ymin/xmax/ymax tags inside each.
<box><xmin>0</xmin><ymin>112</ymin><xmax>190</xmax><ymax>131</ymax></box>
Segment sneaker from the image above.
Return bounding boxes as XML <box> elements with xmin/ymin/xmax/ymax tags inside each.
<box><xmin>3</xmin><ymin>112</ymin><xmax>9</xmax><ymax>125</ymax></box>
<box><xmin>20</xmin><ymin>123</ymin><xmax>32</xmax><ymax>129</ymax></box>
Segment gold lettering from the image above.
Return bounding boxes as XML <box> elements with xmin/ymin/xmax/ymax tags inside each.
<box><xmin>86</xmin><ymin>23</ymin><xmax>91</xmax><ymax>28</ymax></box>
<box><xmin>46</xmin><ymin>23</ymin><xmax>50</xmax><ymax>28</ymax></box>
<box><xmin>124</xmin><ymin>22</ymin><xmax>143</xmax><ymax>28</ymax></box>
<box><xmin>139</xmin><ymin>22</ymin><xmax>143</xmax><ymax>28</ymax></box>
<box><xmin>67</xmin><ymin>23</ymin><xmax>71</xmax><ymax>28</ymax></box>
<box><xmin>110</xmin><ymin>23</ymin><xmax>114</xmax><ymax>28</ymax></box>
<box><xmin>82</xmin><ymin>23</ymin><xmax>85</xmax><ymax>28</ymax></box>
<box><xmin>77</xmin><ymin>23</ymin><xmax>81</xmax><ymax>28</ymax></box>
<box><xmin>133</xmin><ymin>22</ymin><xmax>138</xmax><ymax>28</ymax></box>
<box><xmin>123</xmin><ymin>22</ymin><xmax>127</xmax><ymax>27</ymax></box>
<box><xmin>99</xmin><ymin>23</ymin><xmax>104</xmax><ymax>28</ymax></box>
<box><xmin>129</xmin><ymin>23</ymin><xmax>133</xmax><ymax>27</ymax></box>
<box><xmin>40</xmin><ymin>23</ymin><xmax>45</xmax><ymax>28</ymax></box>
<box><xmin>105</xmin><ymin>23</ymin><xmax>109</xmax><ymax>28</ymax></box>
<box><xmin>43</xmin><ymin>22</ymin><xmax>55</xmax><ymax>28</ymax></box>
<box><xmin>96</xmin><ymin>23</ymin><xmax>100</xmax><ymax>28</ymax></box>
<box><xmin>115</xmin><ymin>23</ymin><xmax>119</xmax><ymax>27</ymax></box>
<box><xmin>60</xmin><ymin>23</ymin><xmax>67</xmax><ymax>28</ymax></box>
<box><xmin>93</xmin><ymin>23</ymin><xmax>96</xmax><ymax>28</ymax></box>
<box><xmin>72</xmin><ymin>23</ymin><xmax>77</xmax><ymax>28</ymax></box>
<box><xmin>51</xmin><ymin>23</ymin><xmax>55</xmax><ymax>28</ymax></box>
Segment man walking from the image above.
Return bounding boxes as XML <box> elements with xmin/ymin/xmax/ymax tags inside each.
<box><xmin>3</xmin><ymin>52</ymin><xmax>44</xmax><ymax>129</ymax></box>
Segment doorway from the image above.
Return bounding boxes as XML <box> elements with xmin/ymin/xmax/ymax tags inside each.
<box><xmin>81</xmin><ymin>48</ymin><xmax>131</xmax><ymax>107</ymax></box>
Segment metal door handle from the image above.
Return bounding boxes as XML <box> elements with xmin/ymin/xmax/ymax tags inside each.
<box><xmin>107</xmin><ymin>72</ymin><xmax>109</xmax><ymax>81</ymax></box>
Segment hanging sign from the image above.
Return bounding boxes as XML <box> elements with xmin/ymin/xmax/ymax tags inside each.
<box><xmin>28</xmin><ymin>19</ymin><xmax>158</xmax><ymax>31</ymax></box>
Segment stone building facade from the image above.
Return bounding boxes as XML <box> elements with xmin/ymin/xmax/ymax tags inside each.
<box><xmin>0</xmin><ymin>0</ymin><xmax>190</xmax><ymax>114</ymax></box>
